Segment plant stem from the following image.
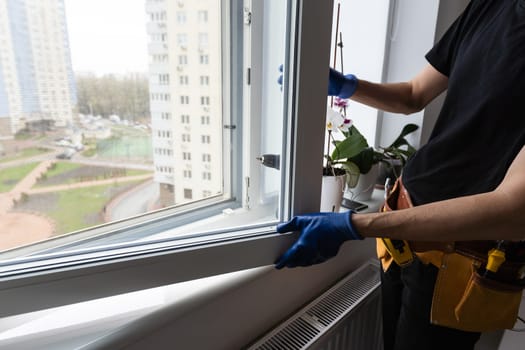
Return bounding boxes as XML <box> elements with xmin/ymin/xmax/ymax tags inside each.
<box><xmin>331</xmin><ymin>3</ymin><xmax>341</xmax><ymax>108</ymax></box>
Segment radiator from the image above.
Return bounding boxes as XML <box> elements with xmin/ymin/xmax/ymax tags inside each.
<box><xmin>247</xmin><ymin>261</ymin><xmax>383</xmax><ymax>350</ymax></box>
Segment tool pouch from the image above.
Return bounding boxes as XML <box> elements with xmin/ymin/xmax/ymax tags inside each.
<box><xmin>431</xmin><ymin>253</ymin><xmax>523</xmax><ymax>332</ymax></box>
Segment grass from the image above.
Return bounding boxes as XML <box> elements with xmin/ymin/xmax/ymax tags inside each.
<box><xmin>48</xmin><ymin>180</ymin><xmax>143</xmax><ymax>234</ymax></box>
<box><xmin>43</xmin><ymin>161</ymin><xmax>82</xmax><ymax>178</ymax></box>
<box><xmin>126</xmin><ymin>169</ymin><xmax>152</xmax><ymax>176</ymax></box>
<box><xmin>0</xmin><ymin>162</ymin><xmax>39</xmax><ymax>193</ymax></box>
<box><xmin>0</xmin><ymin>147</ymin><xmax>52</xmax><ymax>163</ymax></box>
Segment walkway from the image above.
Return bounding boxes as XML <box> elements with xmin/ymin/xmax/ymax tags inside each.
<box><xmin>0</xmin><ymin>160</ymin><xmax>53</xmax><ymax>214</ymax></box>
<box><xmin>0</xmin><ymin>160</ymin><xmax>55</xmax><ymax>251</ymax></box>
<box><xmin>0</xmin><ymin>159</ymin><xmax>153</xmax><ymax>252</ymax></box>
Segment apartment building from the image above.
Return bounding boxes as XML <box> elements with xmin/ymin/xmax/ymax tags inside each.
<box><xmin>146</xmin><ymin>0</ymin><xmax>222</xmax><ymax>206</ymax></box>
<box><xmin>0</xmin><ymin>0</ymin><xmax>76</xmax><ymax>139</ymax></box>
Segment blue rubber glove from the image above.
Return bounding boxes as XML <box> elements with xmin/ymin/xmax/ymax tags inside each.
<box><xmin>275</xmin><ymin>212</ymin><xmax>363</xmax><ymax>269</ymax></box>
<box><xmin>328</xmin><ymin>68</ymin><xmax>358</xmax><ymax>98</ymax></box>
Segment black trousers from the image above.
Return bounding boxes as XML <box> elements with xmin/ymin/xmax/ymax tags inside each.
<box><xmin>380</xmin><ymin>258</ymin><xmax>482</xmax><ymax>350</ymax></box>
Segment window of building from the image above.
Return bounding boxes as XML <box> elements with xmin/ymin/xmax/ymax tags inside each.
<box><xmin>183</xmin><ymin>152</ymin><xmax>191</xmax><ymax>160</ymax></box>
<box><xmin>202</xmin><ymin>153</ymin><xmax>211</xmax><ymax>162</ymax></box>
<box><xmin>198</xmin><ymin>33</ymin><xmax>208</xmax><ymax>49</ymax></box>
<box><xmin>159</xmin><ymin>74</ymin><xmax>170</xmax><ymax>85</ymax></box>
<box><xmin>181</xmin><ymin>114</ymin><xmax>190</xmax><ymax>123</ymax></box>
<box><xmin>202</xmin><ymin>172</ymin><xmax>211</xmax><ymax>181</ymax></box>
<box><xmin>201</xmin><ymin>135</ymin><xmax>210</xmax><ymax>144</ymax></box>
<box><xmin>180</xmin><ymin>95</ymin><xmax>189</xmax><ymax>104</ymax></box>
<box><xmin>200</xmin><ymin>96</ymin><xmax>210</xmax><ymax>105</ymax></box>
<box><xmin>199</xmin><ymin>54</ymin><xmax>209</xmax><ymax>64</ymax></box>
<box><xmin>182</xmin><ymin>134</ymin><xmax>191</xmax><ymax>142</ymax></box>
<box><xmin>178</xmin><ymin>55</ymin><xmax>188</xmax><ymax>65</ymax></box>
<box><xmin>200</xmin><ymin>76</ymin><xmax>209</xmax><ymax>85</ymax></box>
<box><xmin>179</xmin><ymin>75</ymin><xmax>189</xmax><ymax>85</ymax></box>
<box><xmin>183</xmin><ymin>170</ymin><xmax>192</xmax><ymax>178</ymax></box>
<box><xmin>183</xmin><ymin>188</ymin><xmax>193</xmax><ymax>199</ymax></box>
<box><xmin>177</xmin><ymin>33</ymin><xmax>187</xmax><ymax>47</ymax></box>
<box><xmin>176</xmin><ymin>11</ymin><xmax>187</xmax><ymax>24</ymax></box>
<box><xmin>201</xmin><ymin>115</ymin><xmax>210</xmax><ymax>125</ymax></box>
<box><xmin>198</xmin><ymin>10</ymin><xmax>208</xmax><ymax>23</ymax></box>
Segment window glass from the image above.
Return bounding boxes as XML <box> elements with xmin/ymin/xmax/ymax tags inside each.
<box><xmin>0</xmin><ymin>0</ymin><xmax>290</xmax><ymax>267</ymax></box>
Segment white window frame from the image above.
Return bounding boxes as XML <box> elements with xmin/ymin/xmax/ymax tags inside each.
<box><xmin>0</xmin><ymin>0</ymin><xmax>334</xmax><ymax>318</ymax></box>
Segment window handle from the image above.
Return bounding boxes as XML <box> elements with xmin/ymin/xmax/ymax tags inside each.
<box><xmin>256</xmin><ymin>154</ymin><xmax>280</xmax><ymax>170</ymax></box>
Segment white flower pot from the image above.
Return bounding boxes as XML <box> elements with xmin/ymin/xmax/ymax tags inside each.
<box><xmin>320</xmin><ymin>174</ymin><xmax>346</xmax><ymax>212</ymax></box>
<box><xmin>346</xmin><ymin>164</ymin><xmax>379</xmax><ymax>201</ymax></box>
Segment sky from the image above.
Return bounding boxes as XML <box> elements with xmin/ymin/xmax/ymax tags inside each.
<box><xmin>64</xmin><ymin>0</ymin><xmax>149</xmax><ymax>76</ymax></box>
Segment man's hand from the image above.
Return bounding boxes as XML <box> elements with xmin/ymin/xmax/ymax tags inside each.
<box><xmin>329</xmin><ymin>68</ymin><xmax>358</xmax><ymax>98</ymax></box>
<box><xmin>275</xmin><ymin>212</ymin><xmax>363</xmax><ymax>269</ymax></box>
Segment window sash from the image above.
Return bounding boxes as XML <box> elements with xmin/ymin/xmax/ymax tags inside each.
<box><xmin>0</xmin><ymin>0</ymin><xmax>335</xmax><ymax>318</ymax></box>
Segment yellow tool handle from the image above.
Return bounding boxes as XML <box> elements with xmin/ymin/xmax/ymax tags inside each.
<box><xmin>486</xmin><ymin>248</ymin><xmax>506</xmax><ymax>273</ymax></box>
<box><xmin>382</xmin><ymin>238</ymin><xmax>414</xmax><ymax>267</ymax></box>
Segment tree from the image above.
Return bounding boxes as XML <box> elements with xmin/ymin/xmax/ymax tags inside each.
<box><xmin>75</xmin><ymin>73</ymin><xmax>150</xmax><ymax>121</ymax></box>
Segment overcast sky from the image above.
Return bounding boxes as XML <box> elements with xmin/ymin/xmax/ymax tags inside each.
<box><xmin>64</xmin><ymin>0</ymin><xmax>148</xmax><ymax>76</ymax></box>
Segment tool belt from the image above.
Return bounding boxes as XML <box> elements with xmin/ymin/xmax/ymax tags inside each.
<box><xmin>377</xmin><ymin>178</ymin><xmax>525</xmax><ymax>332</ymax></box>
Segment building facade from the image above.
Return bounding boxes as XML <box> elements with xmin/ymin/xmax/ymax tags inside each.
<box><xmin>146</xmin><ymin>0</ymin><xmax>222</xmax><ymax>206</ymax></box>
<box><xmin>0</xmin><ymin>0</ymin><xmax>76</xmax><ymax>139</ymax></box>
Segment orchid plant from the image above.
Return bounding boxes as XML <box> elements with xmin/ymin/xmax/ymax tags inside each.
<box><xmin>325</xmin><ymin>97</ymin><xmax>419</xmax><ymax>187</ymax></box>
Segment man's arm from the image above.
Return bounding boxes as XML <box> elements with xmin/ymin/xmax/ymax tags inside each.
<box><xmin>353</xmin><ymin>145</ymin><xmax>525</xmax><ymax>242</ymax></box>
<box><xmin>351</xmin><ymin>64</ymin><xmax>449</xmax><ymax>114</ymax></box>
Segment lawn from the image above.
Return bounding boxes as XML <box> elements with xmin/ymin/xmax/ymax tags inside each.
<box><xmin>44</xmin><ymin>162</ymin><xmax>83</xmax><ymax>178</ymax></box>
<box><xmin>0</xmin><ymin>162</ymin><xmax>39</xmax><ymax>193</ymax></box>
<box><xmin>48</xmin><ymin>180</ymin><xmax>143</xmax><ymax>234</ymax></box>
<box><xmin>0</xmin><ymin>147</ymin><xmax>52</xmax><ymax>163</ymax></box>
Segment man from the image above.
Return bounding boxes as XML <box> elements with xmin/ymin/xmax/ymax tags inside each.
<box><xmin>275</xmin><ymin>1</ymin><xmax>525</xmax><ymax>349</ymax></box>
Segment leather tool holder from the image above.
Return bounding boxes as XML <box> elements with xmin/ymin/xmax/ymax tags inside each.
<box><xmin>381</xmin><ymin>178</ymin><xmax>525</xmax><ymax>332</ymax></box>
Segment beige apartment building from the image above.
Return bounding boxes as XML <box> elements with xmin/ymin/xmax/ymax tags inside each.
<box><xmin>146</xmin><ymin>0</ymin><xmax>222</xmax><ymax>206</ymax></box>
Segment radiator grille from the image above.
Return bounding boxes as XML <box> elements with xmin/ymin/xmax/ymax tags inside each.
<box><xmin>247</xmin><ymin>261</ymin><xmax>382</xmax><ymax>350</ymax></box>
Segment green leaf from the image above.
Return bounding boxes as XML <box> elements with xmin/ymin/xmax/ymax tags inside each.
<box><xmin>388</xmin><ymin>123</ymin><xmax>419</xmax><ymax>149</ymax></box>
<box><xmin>341</xmin><ymin>161</ymin><xmax>360</xmax><ymax>188</ymax></box>
<box><xmin>349</xmin><ymin>147</ymin><xmax>375</xmax><ymax>174</ymax></box>
<box><xmin>331</xmin><ymin>126</ymin><xmax>368</xmax><ymax>161</ymax></box>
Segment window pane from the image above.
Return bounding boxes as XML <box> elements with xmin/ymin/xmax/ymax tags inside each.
<box><xmin>0</xmin><ymin>0</ymin><xmax>290</xmax><ymax>261</ymax></box>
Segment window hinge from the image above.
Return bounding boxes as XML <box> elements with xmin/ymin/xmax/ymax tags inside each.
<box><xmin>243</xmin><ymin>8</ymin><xmax>252</xmax><ymax>25</ymax></box>
<box><xmin>244</xmin><ymin>176</ymin><xmax>250</xmax><ymax>208</ymax></box>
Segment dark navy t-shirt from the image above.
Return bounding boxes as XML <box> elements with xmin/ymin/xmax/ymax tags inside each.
<box><xmin>403</xmin><ymin>0</ymin><xmax>525</xmax><ymax>205</ymax></box>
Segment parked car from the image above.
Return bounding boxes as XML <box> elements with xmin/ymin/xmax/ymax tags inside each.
<box><xmin>56</xmin><ymin>149</ymin><xmax>75</xmax><ymax>159</ymax></box>
<box><xmin>55</xmin><ymin>139</ymin><xmax>72</xmax><ymax>147</ymax></box>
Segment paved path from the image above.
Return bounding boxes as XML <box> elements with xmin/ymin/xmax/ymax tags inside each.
<box><xmin>0</xmin><ymin>159</ymin><xmax>153</xmax><ymax>252</ymax></box>
<box><xmin>0</xmin><ymin>160</ymin><xmax>53</xmax><ymax>215</ymax></box>
<box><xmin>0</xmin><ymin>160</ymin><xmax>55</xmax><ymax>251</ymax></box>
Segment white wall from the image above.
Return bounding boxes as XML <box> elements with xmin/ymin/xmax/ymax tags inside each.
<box><xmin>331</xmin><ymin>1</ymin><xmax>391</xmax><ymax>147</ymax></box>
<box><xmin>377</xmin><ymin>0</ymin><xmax>440</xmax><ymax>149</ymax></box>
